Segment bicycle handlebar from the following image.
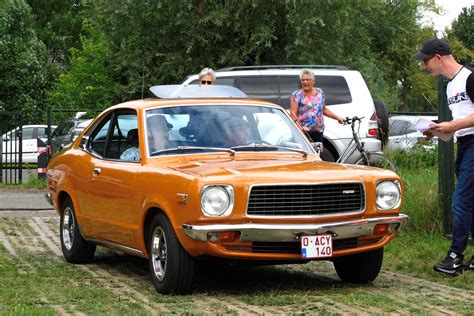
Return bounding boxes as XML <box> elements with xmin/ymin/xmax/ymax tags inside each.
<box><xmin>344</xmin><ymin>116</ymin><xmax>365</xmax><ymax>124</ymax></box>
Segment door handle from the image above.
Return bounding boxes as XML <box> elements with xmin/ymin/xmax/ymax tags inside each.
<box><xmin>93</xmin><ymin>167</ymin><xmax>101</xmax><ymax>175</ymax></box>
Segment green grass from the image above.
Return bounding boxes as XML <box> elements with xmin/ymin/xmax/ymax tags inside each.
<box><xmin>0</xmin><ymin>172</ymin><xmax>47</xmax><ymax>190</ymax></box>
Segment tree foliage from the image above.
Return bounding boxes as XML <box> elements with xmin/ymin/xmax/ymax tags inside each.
<box><xmin>450</xmin><ymin>5</ymin><xmax>473</xmax><ymax>51</ymax></box>
<box><xmin>26</xmin><ymin>0</ymin><xmax>88</xmax><ymax>73</ymax></box>
<box><xmin>0</xmin><ymin>0</ymin><xmax>51</xmax><ymax>124</ymax></box>
<box><xmin>2</xmin><ymin>0</ymin><xmax>473</xmax><ymax>124</ymax></box>
<box><xmin>47</xmin><ymin>22</ymin><xmax>119</xmax><ymax>110</ymax></box>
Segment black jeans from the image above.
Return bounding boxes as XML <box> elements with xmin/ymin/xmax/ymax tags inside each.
<box><xmin>307</xmin><ymin>130</ymin><xmax>323</xmax><ymax>143</ymax></box>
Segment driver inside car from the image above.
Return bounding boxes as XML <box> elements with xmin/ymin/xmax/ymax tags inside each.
<box><xmin>223</xmin><ymin>117</ymin><xmax>251</xmax><ymax>147</ymax></box>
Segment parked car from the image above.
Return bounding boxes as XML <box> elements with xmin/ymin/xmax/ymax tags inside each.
<box><xmin>181</xmin><ymin>65</ymin><xmax>389</xmax><ymax>162</ymax></box>
<box><xmin>387</xmin><ymin>115</ymin><xmax>438</xmax><ymax>151</ymax></box>
<box><xmin>46</xmin><ymin>85</ymin><xmax>407</xmax><ymax>294</ymax></box>
<box><xmin>1</xmin><ymin>125</ymin><xmax>57</xmax><ymax>163</ymax></box>
<box><xmin>49</xmin><ymin>112</ymin><xmax>93</xmax><ymax>156</ymax></box>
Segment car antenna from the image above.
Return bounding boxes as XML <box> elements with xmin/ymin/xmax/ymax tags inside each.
<box><xmin>141</xmin><ymin>64</ymin><xmax>145</xmax><ymax>99</ymax></box>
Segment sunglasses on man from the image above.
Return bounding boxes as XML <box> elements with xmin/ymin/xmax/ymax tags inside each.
<box><xmin>423</xmin><ymin>55</ymin><xmax>436</xmax><ymax>64</ymax></box>
<box><xmin>201</xmin><ymin>80</ymin><xmax>213</xmax><ymax>85</ymax></box>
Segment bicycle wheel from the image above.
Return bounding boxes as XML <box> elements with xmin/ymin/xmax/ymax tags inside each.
<box><xmin>355</xmin><ymin>153</ymin><xmax>396</xmax><ymax>172</ymax></box>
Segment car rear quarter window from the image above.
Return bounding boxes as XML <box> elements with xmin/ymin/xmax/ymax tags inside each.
<box><xmin>236</xmin><ymin>76</ymin><xmax>279</xmax><ymax>105</ymax></box>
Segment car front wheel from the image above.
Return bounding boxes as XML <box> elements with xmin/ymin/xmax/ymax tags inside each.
<box><xmin>60</xmin><ymin>198</ymin><xmax>96</xmax><ymax>263</ymax></box>
<box><xmin>333</xmin><ymin>248</ymin><xmax>383</xmax><ymax>283</ymax></box>
<box><xmin>148</xmin><ymin>213</ymin><xmax>195</xmax><ymax>294</ymax></box>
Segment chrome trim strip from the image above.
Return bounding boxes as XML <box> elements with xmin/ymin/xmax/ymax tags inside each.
<box><xmin>44</xmin><ymin>193</ymin><xmax>53</xmax><ymax>206</ymax></box>
<box><xmin>84</xmin><ymin>237</ymin><xmax>145</xmax><ymax>258</ymax></box>
<box><xmin>183</xmin><ymin>214</ymin><xmax>408</xmax><ymax>242</ymax></box>
<box><xmin>245</xmin><ymin>181</ymin><xmax>366</xmax><ymax>218</ymax></box>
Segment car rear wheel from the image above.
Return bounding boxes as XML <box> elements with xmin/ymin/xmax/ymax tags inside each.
<box><xmin>148</xmin><ymin>213</ymin><xmax>195</xmax><ymax>294</ymax></box>
<box><xmin>374</xmin><ymin>100</ymin><xmax>389</xmax><ymax>146</ymax></box>
<box><xmin>333</xmin><ymin>248</ymin><xmax>383</xmax><ymax>283</ymax></box>
<box><xmin>60</xmin><ymin>198</ymin><xmax>96</xmax><ymax>263</ymax></box>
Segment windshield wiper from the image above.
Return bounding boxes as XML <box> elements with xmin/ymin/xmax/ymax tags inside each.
<box><xmin>230</xmin><ymin>143</ymin><xmax>308</xmax><ymax>158</ymax></box>
<box><xmin>151</xmin><ymin>146</ymin><xmax>235</xmax><ymax>156</ymax></box>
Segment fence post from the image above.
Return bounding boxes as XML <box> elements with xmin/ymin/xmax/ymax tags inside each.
<box><xmin>437</xmin><ymin>77</ymin><xmax>455</xmax><ymax>235</ymax></box>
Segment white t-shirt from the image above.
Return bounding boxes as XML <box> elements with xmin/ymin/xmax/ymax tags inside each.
<box><xmin>447</xmin><ymin>67</ymin><xmax>474</xmax><ymax>137</ymax></box>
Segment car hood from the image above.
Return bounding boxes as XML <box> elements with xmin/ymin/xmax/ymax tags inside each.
<box><xmin>160</xmin><ymin>154</ymin><xmax>394</xmax><ymax>182</ymax></box>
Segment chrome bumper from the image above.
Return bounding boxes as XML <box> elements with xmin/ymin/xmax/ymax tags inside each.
<box><xmin>183</xmin><ymin>214</ymin><xmax>408</xmax><ymax>242</ymax></box>
<box><xmin>44</xmin><ymin>192</ymin><xmax>53</xmax><ymax>206</ymax></box>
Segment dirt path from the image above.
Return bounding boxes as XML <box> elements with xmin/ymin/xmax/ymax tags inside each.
<box><xmin>1</xmin><ymin>211</ymin><xmax>472</xmax><ymax>315</ymax></box>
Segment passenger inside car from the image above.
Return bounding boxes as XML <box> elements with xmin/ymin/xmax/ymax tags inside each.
<box><xmin>120</xmin><ymin>129</ymin><xmax>140</xmax><ymax>161</ymax></box>
<box><xmin>147</xmin><ymin>115</ymin><xmax>172</xmax><ymax>154</ymax></box>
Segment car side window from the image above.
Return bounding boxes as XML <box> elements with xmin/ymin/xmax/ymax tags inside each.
<box><xmin>87</xmin><ymin>111</ymin><xmax>138</xmax><ymax>160</ymax></box>
<box><xmin>89</xmin><ymin>118</ymin><xmax>110</xmax><ymax>157</ymax></box>
<box><xmin>22</xmin><ymin>127</ymin><xmax>34</xmax><ymax>140</ymax></box>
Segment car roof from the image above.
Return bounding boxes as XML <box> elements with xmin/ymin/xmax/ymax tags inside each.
<box><xmin>107</xmin><ymin>96</ymin><xmax>281</xmax><ymax>112</ymax></box>
<box><xmin>216</xmin><ymin>65</ymin><xmax>349</xmax><ymax>71</ymax></box>
<box><xmin>149</xmin><ymin>85</ymin><xmax>248</xmax><ymax>99</ymax></box>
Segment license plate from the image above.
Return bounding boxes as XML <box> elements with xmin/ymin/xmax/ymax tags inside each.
<box><xmin>301</xmin><ymin>235</ymin><xmax>333</xmax><ymax>258</ymax></box>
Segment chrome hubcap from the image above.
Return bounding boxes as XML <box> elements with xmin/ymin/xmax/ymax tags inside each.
<box><xmin>151</xmin><ymin>227</ymin><xmax>167</xmax><ymax>281</ymax></box>
<box><xmin>62</xmin><ymin>207</ymin><xmax>74</xmax><ymax>251</ymax></box>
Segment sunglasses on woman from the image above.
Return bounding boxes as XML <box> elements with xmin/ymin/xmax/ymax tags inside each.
<box><xmin>201</xmin><ymin>80</ymin><xmax>213</xmax><ymax>85</ymax></box>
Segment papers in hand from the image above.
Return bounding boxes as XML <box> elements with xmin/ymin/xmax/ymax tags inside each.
<box><xmin>411</xmin><ymin>117</ymin><xmax>454</xmax><ymax>142</ymax></box>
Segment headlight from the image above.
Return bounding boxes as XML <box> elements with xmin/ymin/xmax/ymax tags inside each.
<box><xmin>201</xmin><ymin>185</ymin><xmax>234</xmax><ymax>217</ymax></box>
<box><xmin>376</xmin><ymin>181</ymin><xmax>401</xmax><ymax>210</ymax></box>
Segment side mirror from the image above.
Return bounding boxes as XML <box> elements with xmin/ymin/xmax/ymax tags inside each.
<box><xmin>80</xmin><ymin>136</ymin><xmax>89</xmax><ymax>150</ymax></box>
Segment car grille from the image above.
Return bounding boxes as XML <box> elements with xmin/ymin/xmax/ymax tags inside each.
<box><xmin>247</xmin><ymin>183</ymin><xmax>365</xmax><ymax>216</ymax></box>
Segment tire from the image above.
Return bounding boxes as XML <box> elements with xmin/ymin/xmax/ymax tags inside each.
<box><xmin>148</xmin><ymin>213</ymin><xmax>195</xmax><ymax>294</ymax></box>
<box><xmin>355</xmin><ymin>153</ymin><xmax>396</xmax><ymax>172</ymax></box>
<box><xmin>320</xmin><ymin>148</ymin><xmax>335</xmax><ymax>162</ymax></box>
<box><xmin>374</xmin><ymin>100</ymin><xmax>389</xmax><ymax>146</ymax></box>
<box><xmin>333</xmin><ymin>248</ymin><xmax>384</xmax><ymax>283</ymax></box>
<box><xmin>60</xmin><ymin>198</ymin><xmax>96</xmax><ymax>263</ymax></box>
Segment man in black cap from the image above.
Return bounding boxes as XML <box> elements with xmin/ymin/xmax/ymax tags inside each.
<box><xmin>414</xmin><ymin>38</ymin><xmax>474</xmax><ymax>275</ymax></box>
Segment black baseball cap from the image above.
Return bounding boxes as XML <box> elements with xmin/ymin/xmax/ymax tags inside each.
<box><xmin>414</xmin><ymin>38</ymin><xmax>451</xmax><ymax>60</ymax></box>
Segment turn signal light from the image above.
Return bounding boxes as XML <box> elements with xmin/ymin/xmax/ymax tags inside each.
<box><xmin>374</xmin><ymin>224</ymin><xmax>388</xmax><ymax>235</ymax></box>
<box><xmin>207</xmin><ymin>231</ymin><xmax>239</xmax><ymax>243</ymax></box>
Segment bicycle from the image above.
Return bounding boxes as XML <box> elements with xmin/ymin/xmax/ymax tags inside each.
<box><xmin>336</xmin><ymin>116</ymin><xmax>396</xmax><ymax>171</ymax></box>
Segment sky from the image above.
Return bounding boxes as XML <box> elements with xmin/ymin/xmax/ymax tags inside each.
<box><xmin>423</xmin><ymin>0</ymin><xmax>473</xmax><ymax>35</ymax></box>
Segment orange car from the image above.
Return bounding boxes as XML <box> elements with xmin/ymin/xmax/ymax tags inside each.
<box><xmin>46</xmin><ymin>85</ymin><xmax>407</xmax><ymax>294</ymax></box>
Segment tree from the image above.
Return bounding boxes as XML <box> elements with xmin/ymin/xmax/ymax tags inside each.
<box><xmin>26</xmin><ymin>0</ymin><xmax>89</xmax><ymax>73</ymax></box>
<box><xmin>447</xmin><ymin>6</ymin><xmax>474</xmax><ymax>66</ymax></box>
<box><xmin>450</xmin><ymin>6</ymin><xmax>473</xmax><ymax>51</ymax></box>
<box><xmin>47</xmin><ymin>21</ymin><xmax>119</xmax><ymax>110</ymax></box>
<box><xmin>0</xmin><ymin>0</ymin><xmax>52</xmax><ymax>124</ymax></box>
<box><xmin>92</xmin><ymin>0</ymin><xmax>294</xmax><ymax>101</ymax></box>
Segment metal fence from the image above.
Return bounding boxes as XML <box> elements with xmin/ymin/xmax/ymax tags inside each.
<box><xmin>0</xmin><ymin>111</ymin><xmax>23</xmax><ymax>184</ymax></box>
<box><xmin>386</xmin><ymin>112</ymin><xmax>438</xmax><ymax>151</ymax></box>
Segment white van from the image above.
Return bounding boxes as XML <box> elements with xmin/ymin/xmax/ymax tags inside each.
<box><xmin>182</xmin><ymin>65</ymin><xmax>388</xmax><ymax>162</ymax></box>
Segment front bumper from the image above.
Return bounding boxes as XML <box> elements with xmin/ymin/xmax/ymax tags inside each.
<box><xmin>183</xmin><ymin>214</ymin><xmax>408</xmax><ymax>242</ymax></box>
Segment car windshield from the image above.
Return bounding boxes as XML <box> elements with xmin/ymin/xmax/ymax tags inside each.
<box><xmin>145</xmin><ymin>104</ymin><xmax>313</xmax><ymax>156</ymax></box>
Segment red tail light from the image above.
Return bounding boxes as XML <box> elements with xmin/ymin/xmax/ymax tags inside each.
<box><xmin>368</xmin><ymin>111</ymin><xmax>380</xmax><ymax>137</ymax></box>
<box><xmin>368</xmin><ymin>128</ymin><xmax>378</xmax><ymax>136</ymax></box>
